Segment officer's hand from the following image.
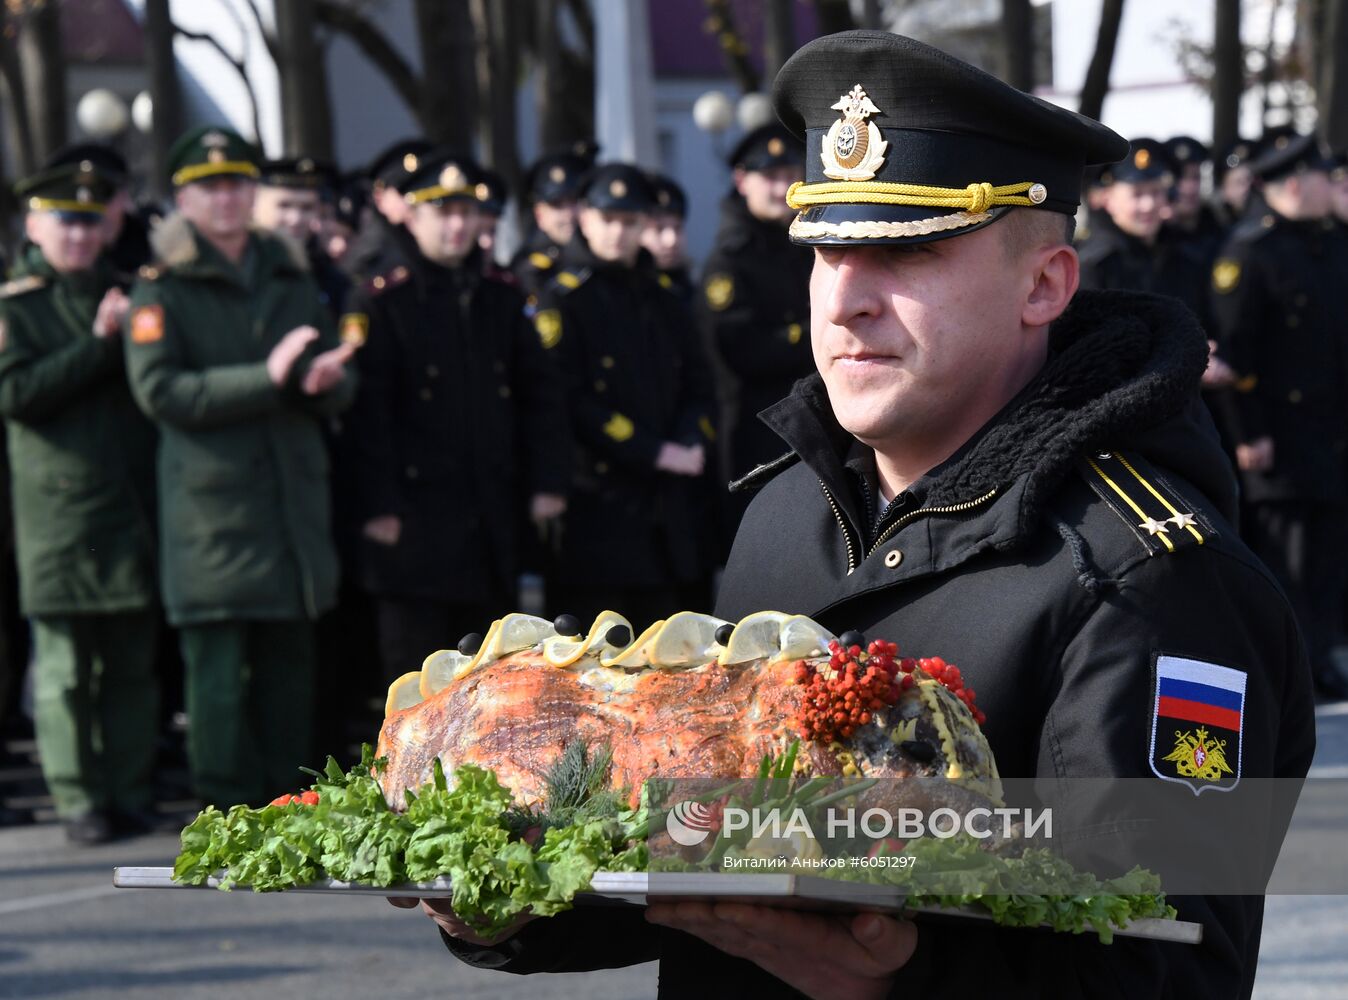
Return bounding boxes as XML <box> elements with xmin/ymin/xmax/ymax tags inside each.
<box><xmin>386</xmin><ymin>896</ymin><xmax>537</xmax><ymax>946</ymax></box>
<box><xmin>1201</xmin><ymin>340</ymin><xmax>1237</xmax><ymax>389</ymax></box>
<box><xmin>363</xmin><ymin>515</ymin><xmax>402</xmax><ymax>546</ymax></box>
<box><xmin>645</xmin><ymin>902</ymin><xmax>916</xmax><ymax>1000</ymax></box>
<box><xmin>656</xmin><ymin>443</ymin><xmax>702</xmax><ymax>476</ymax></box>
<box><xmin>530</xmin><ymin>493</ymin><xmax>567</xmax><ymax>523</ymax></box>
<box><xmin>268</xmin><ymin>326</ymin><xmax>320</xmax><ymax>386</ymax></box>
<box><xmin>93</xmin><ymin>288</ymin><xmax>130</xmax><ymax>339</ymax></box>
<box><xmin>1236</xmin><ymin>436</ymin><xmax>1275</xmax><ymax>473</ymax></box>
<box><xmin>301</xmin><ymin>342</ymin><xmax>357</xmax><ymax>395</ymax></box>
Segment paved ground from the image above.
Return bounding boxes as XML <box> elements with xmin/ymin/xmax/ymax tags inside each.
<box><xmin>1</xmin><ymin>702</ymin><xmax>1344</xmax><ymax>999</ymax></box>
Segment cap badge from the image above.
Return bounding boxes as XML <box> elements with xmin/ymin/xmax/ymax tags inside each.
<box><xmin>202</xmin><ymin>131</ymin><xmax>228</xmax><ymax>149</ymax></box>
<box><xmin>767</xmin><ymin>137</ymin><xmax>785</xmax><ymax>156</ymax></box>
<box><xmin>440</xmin><ymin>164</ymin><xmax>466</xmax><ymax>191</ymax></box>
<box><xmin>549</xmin><ymin>165</ymin><xmax>566</xmax><ymax>183</ymax></box>
<box><xmin>1134</xmin><ymin>148</ymin><xmax>1151</xmax><ymax>170</ymax></box>
<box><xmin>610</xmin><ymin>178</ymin><xmax>628</xmax><ymax>198</ymax></box>
<box><xmin>299</xmin><ymin>158</ymin><xmax>314</xmax><ymax>172</ymax></box>
<box><xmin>823</xmin><ymin>84</ymin><xmax>888</xmax><ymax>181</ymax></box>
<box><xmin>208</xmin><ymin>149</ymin><xmax>226</xmax><ymax>164</ymax></box>
<box><xmin>403</xmin><ymin>153</ymin><xmax>420</xmax><ymax>173</ymax></box>
<box><xmin>76</xmin><ymin>186</ymin><xmax>91</xmax><ymax>203</ymax></box>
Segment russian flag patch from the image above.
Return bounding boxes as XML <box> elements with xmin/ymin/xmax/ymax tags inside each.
<box><xmin>1149</xmin><ymin>655</ymin><xmax>1245</xmax><ymax>795</ymax></box>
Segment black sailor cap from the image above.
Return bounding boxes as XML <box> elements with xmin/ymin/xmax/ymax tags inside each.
<box><xmin>772</xmin><ymin>31</ymin><xmax>1128</xmax><ymax>245</ymax></box>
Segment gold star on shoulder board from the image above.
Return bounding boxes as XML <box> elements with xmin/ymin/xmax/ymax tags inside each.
<box><xmin>1139</xmin><ymin>516</ymin><xmax>1170</xmax><ymax>536</ymax></box>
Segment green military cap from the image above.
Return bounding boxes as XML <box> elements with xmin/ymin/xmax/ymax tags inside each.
<box><xmin>399</xmin><ymin>150</ymin><xmax>491</xmax><ymax>206</ymax></box>
<box><xmin>772</xmin><ymin>31</ymin><xmax>1128</xmax><ymax>245</ymax></box>
<box><xmin>14</xmin><ymin>161</ymin><xmax>116</xmax><ymax>219</ymax></box>
<box><xmin>167</xmin><ymin>125</ymin><xmax>261</xmax><ymax>188</ymax></box>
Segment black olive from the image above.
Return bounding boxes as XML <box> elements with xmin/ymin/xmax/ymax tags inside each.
<box><xmin>839</xmin><ymin>629</ymin><xmax>866</xmax><ymax>650</ymax></box>
<box><xmin>900</xmin><ymin>739</ymin><xmax>937</xmax><ymax>763</ymax></box>
<box><xmin>553</xmin><ymin>613</ymin><xmax>583</xmax><ymax>637</ymax></box>
<box><xmin>714</xmin><ymin>623</ymin><xmax>735</xmax><ymax>646</ymax></box>
<box><xmin>456</xmin><ymin>632</ymin><xmax>484</xmax><ymax>656</ymax></box>
<box><xmin>605</xmin><ymin>624</ymin><xmax>632</xmax><ymax>648</ymax></box>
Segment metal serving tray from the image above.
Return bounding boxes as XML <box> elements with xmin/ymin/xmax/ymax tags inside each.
<box><xmin>111</xmin><ymin>867</ymin><xmax>1201</xmax><ymax>944</ymax></box>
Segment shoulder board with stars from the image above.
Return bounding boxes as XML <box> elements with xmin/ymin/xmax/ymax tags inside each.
<box><xmin>363</xmin><ymin>265</ymin><xmax>411</xmax><ymax>297</ymax></box>
<box><xmin>1076</xmin><ymin>450</ymin><xmax>1216</xmax><ymax>557</ymax></box>
<box><xmin>0</xmin><ymin>275</ymin><xmax>47</xmax><ymax>300</ymax></box>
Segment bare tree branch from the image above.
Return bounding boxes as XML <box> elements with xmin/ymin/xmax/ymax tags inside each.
<box><xmin>1078</xmin><ymin>0</ymin><xmax>1125</xmax><ymax>121</ymax></box>
<box><xmin>313</xmin><ymin>0</ymin><xmax>421</xmax><ymax>116</ymax></box>
<box><xmin>235</xmin><ymin>0</ymin><xmax>280</xmax><ymax>62</ymax></box>
<box><xmin>174</xmin><ymin>25</ymin><xmax>263</xmax><ymax>142</ymax></box>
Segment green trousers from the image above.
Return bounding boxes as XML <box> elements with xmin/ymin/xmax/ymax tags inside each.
<box><xmin>179</xmin><ymin>619</ymin><xmax>315</xmax><ymax>809</ymax></box>
<box><xmin>32</xmin><ymin>611</ymin><xmax>160</xmax><ymax>818</ymax></box>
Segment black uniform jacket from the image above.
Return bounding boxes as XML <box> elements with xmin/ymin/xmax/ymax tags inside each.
<box><xmin>700</xmin><ymin>193</ymin><xmax>815</xmax><ymax>479</ymax></box>
<box><xmin>1210</xmin><ymin>209</ymin><xmax>1348</xmax><ymax>504</ymax></box>
<box><xmin>1077</xmin><ymin>224</ymin><xmax>1214</xmax><ymax>335</ymax></box>
<box><xmin>509</xmin><ymin>227</ymin><xmax>565</xmax><ymax>306</ymax></box>
<box><xmin>540</xmin><ymin>239</ymin><xmax>718</xmax><ymax>588</ymax></box>
<box><xmin>442</xmin><ymin>290</ymin><xmax>1314</xmax><ymax>998</ymax></box>
<box><xmin>345</xmin><ymin>249</ymin><xmax>570</xmax><ymax>603</ymax></box>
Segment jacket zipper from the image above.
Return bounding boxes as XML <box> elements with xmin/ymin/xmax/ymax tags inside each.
<box><xmin>867</xmin><ymin>488</ymin><xmax>999</xmax><ymax>556</ymax></box>
<box><xmin>818</xmin><ymin>480</ymin><xmax>860</xmax><ymax>574</ymax></box>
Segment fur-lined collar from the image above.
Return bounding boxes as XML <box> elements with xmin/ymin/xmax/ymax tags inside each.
<box><xmin>756</xmin><ymin>289</ymin><xmax>1225</xmax><ymax>538</ymax></box>
<box><xmin>150</xmin><ymin>212</ymin><xmax>309</xmax><ymax>274</ymax></box>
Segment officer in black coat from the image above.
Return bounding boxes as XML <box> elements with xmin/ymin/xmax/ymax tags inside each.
<box><xmin>345</xmin><ymin>138</ymin><xmax>431</xmax><ymax>285</ymax></box>
<box><xmin>254</xmin><ymin>157</ymin><xmax>352</xmax><ymax>318</ymax></box>
<box><xmin>1210</xmin><ymin>132</ymin><xmax>1348</xmax><ymax>698</ymax></box>
<box><xmin>701</xmin><ymin>124</ymin><xmax>814</xmax><ymax>506</ymax></box>
<box><xmin>1160</xmin><ymin>135</ymin><xmax>1227</xmax><ymax>271</ymax></box>
<box><xmin>510</xmin><ymin>144</ymin><xmax>596</xmax><ymax>305</ymax></box>
<box><xmin>641</xmin><ymin>173</ymin><xmax>695</xmax><ymax>304</ymax></box>
<box><xmin>537</xmin><ymin>164</ymin><xmax>718</xmax><ymax>624</ymax></box>
<box><xmin>421</xmin><ymin>32</ymin><xmax>1315</xmax><ymax>999</ymax></box>
<box><xmin>345</xmin><ymin>151</ymin><xmax>570</xmax><ymax>682</ymax></box>
<box><xmin>1077</xmin><ymin>138</ymin><xmax>1214</xmax><ymax>333</ymax></box>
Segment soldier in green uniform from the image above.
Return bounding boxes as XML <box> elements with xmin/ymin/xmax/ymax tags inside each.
<box><xmin>0</xmin><ymin>162</ymin><xmax>159</xmax><ymax>843</ymax></box>
<box><xmin>124</xmin><ymin>126</ymin><xmax>358</xmax><ymax>807</ymax></box>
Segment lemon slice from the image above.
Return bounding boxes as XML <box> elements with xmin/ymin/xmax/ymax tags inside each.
<box><xmin>718</xmin><ymin>610</ymin><xmax>791</xmax><ymax>665</ymax></box>
<box><xmin>384</xmin><ymin>671</ymin><xmax>424</xmax><ymax>717</ymax></box>
<box><xmin>542</xmin><ymin>610</ymin><xmax>631</xmax><ymax>667</ymax></box>
<box><xmin>647</xmin><ymin>611</ymin><xmax>729</xmax><ymax>667</ymax></box>
<box><xmin>473</xmin><ymin>613</ymin><xmax>555</xmax><ymax>670</ymax></box>
<box><xmin>420</xmin><ymin>648</ymin><xmax>473</xmax><ymax>697</ymax></box>
<box><xmin>778</xmin><ymin>615</ymin><xmax>836</xmax><ymax>660</ymax></box>
<box><xmin>601</xmin><ymin>618</ymin><xmax>666</xmax><ymax>668</ymax></box>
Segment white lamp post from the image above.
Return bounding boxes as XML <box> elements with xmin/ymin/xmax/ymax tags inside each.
<box><xmin>76</xmin><ymin>89</ymin><xmax>130</xmax><ymax>139</ymax></box>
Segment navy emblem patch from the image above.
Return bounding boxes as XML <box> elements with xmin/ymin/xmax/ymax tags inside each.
<box><xmin>1149</xmin><ymin>655</ymin><xmax>1245</xmax><ymax>795</ymax></box>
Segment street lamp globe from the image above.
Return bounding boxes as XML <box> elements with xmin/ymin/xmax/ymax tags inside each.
<box><xmin>737</xmin><ymin>92</ymin><xmax>774</xmax><ymax>131</ymax></box>
<box><xmin>692</xmin><ymin>90</ymin><xmax>734</xmax><ymax>134</ymax></box>
<box><xmin>131</xmin><ymin>91</ymin><xmax>154</xmax><ymax>134</ymax></box>
<box><xmin>76</xmin><ymin>89</ymin><xmax>130</xmax><ymax>139</ymax></box>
